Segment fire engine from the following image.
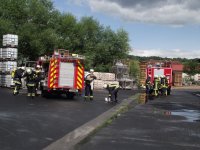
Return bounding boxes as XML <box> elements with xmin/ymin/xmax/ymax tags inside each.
<box><xmin>38</xmin><ymin>49</ymin><xmax>85</xmax><ymax>99</ymax></box>
<box><xmin>146</xmin><ymin>65</ymin><xmax>172</xmax><ymax>95</ymax></box>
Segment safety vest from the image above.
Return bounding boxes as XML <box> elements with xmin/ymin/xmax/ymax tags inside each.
<box><xmin>108</xmin><ymin>83</ymin><xmax>119</xmax><ymax>89</ymax></box>
<box><xmin>11</xmin><ymin>69</ymin><xmax>16</xmax><ymax>78</ymax></box>
<box><xmin>154</xmin><ymin>78</ymin><xmax>160</xmax><ymax>90</ymax></box>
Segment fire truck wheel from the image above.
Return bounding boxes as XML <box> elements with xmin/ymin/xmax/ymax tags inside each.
<box><xmin>41</xmin><ymin>90</ymin><xmax>50</xmax><ymax>98</ymax></box>
<box><xmin>167</xmin><ymin>88</ymin><xmax>171</xmax><ymax>95</ymax></box>
<box><xmin>66</xmin><ymin>92</ymin><xmax>74</xmax><ymax>99</ymax></box>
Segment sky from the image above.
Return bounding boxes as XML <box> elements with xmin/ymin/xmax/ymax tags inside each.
<box><xmin>52</xmin><ymin>0</ymin><xmax>200</xmax><ymax>59</ymax></box>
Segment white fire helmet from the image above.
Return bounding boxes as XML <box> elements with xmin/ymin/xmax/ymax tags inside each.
<box><xmin>21</xmin><ymin>66</ymin><xmax>25</xmax><ymax>70</ymax></box>
<box><xmin>26</xmin><ymin>68</ymin><xmax>32</xmax><ymax>74</ymax></box>
<box><xmin>90</xmin><ymin>69</ymin><xmax>94</xmax><ymax>72</ymax></box>
<box><xmin>36</xmin><ymin>65</ymin><xmax>40</xmax><ymax>68</ymax></box>
<box><xmin>103</xmin><ymin>84</ymin><xmax>108</xmax><ymax>89</ymax></box>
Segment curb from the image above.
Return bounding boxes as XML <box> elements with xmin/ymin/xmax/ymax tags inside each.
<box><xmin>43</xmin><ymin>94</ymin><xmax>139</xmax><ymax>150</ymax></box>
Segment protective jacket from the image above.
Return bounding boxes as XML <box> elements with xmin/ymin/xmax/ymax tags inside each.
<box><xmin>12</xmin><ymin>68</ymin><xmax>25</xmax><ymax>84</ymax></box>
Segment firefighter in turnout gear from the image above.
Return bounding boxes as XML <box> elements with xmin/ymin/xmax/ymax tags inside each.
<box><xmin>24</xmin><ymin>68</ymin><xmax>37</xmax><ymax>97</ymax></box>
<box><xmin>12</xmin><ymin>66</ymin><xmax>25</xmax><ymax>95</ymax></box>
<box><xmin>103</xmin><ymin>83</ymin><xmax>119</xmax><ymax>103</ymax></box>
<box><xmin>153</xmin><ymin>75</ymin><xmax>160</xmax><ymax>96</ymax></box>
<box><xmin>145</xmin><ymin>75</ymin><xmax>152</xmax><ymax>95</ymax></box>
<box><xmin>35</xmin><ymin>65</ymin><xmax>42</xmax><ymax>94</ymax></box>
<box><xmin>160</xmin><ymin>75</ymin><xmax>168</xmax><ymax>96</ymax></box>
<box><xmin>84</xmin><ymin>69</ymin><xmax>97</xmax><ymax>100</ymax></box>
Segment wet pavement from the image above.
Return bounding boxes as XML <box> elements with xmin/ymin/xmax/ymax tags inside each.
<box><xmin>0</xmin><ymin>88</ymin><xmax>135</xmax><ymax>150</ymax></box>
<box><xmin>78</xmin><ymin>89</ymin><xmax>200</xmax><ymax>150</ymax></box>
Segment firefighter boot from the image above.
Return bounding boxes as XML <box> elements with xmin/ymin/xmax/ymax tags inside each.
<box><xmin>90</xmin><ymin>96</ymin><xmax>93</xmax><ymax>101</ymax></box>
<box><xmin>32</xmin><ymin>93</ymin><xmax>36</xmax><ymax>97</ymax></box>
<box><xmin>84</xmin><ymin>96</ymin><xmax>88</xmax><ymax>101</ymax></box>
<box><xmin>13</xmin><ymin>87</ymin><xmax>19</xmax><ymax>95</ymax></box>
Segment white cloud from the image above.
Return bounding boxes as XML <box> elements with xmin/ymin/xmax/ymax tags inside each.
<box><xmin>70</xmin><ymin>0</ymin><xmax>200</xmax><ymax>26</ymax></box>
<box><xmin>130</xmin><ymin>49</ymin><xmax>200</xmax><ymax>59</ymax></box>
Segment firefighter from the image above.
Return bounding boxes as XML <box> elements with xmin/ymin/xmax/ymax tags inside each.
<box><xmin>103</xmin><ymin>83</ymin><xmax>119</xmax><ymax>103</ymax></box>
<box><xmin>160</xmin><ymin>75</ymin><xmax>168</xmax><ymax>96</ymax></box>
<box><xmin>153</xmin><ymin>75</ymin><xmax>160</xmax><ymax>96</ymax></box>
<box><xmin>12</xmin><ymin>66</ymin><xmax>25</xmax><ymax>95</ymax></box>
<box><xmin>84</xmin><ymin>69</ymin><xmax>97</xmax><ymax>100</ymax></box>
<box><xmin>24</xmin><ymin>68</ymin><xmax>37</xmax><ymax>97</ymax></box>
<box><xmin>145</xmin><ymin>75</ymin><xmax>152</xmax><ymax>95</ymax></box>
<box><xmin>35</xmin><ymin>65</ymin><xmax>42</xmax><ymax>94</ymax></box>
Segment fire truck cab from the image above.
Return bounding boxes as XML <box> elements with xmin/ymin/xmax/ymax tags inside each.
<box><xmin>38</xmin><ymin>49</ymin><xmax>85</xmax><ymax>99</ymax></box>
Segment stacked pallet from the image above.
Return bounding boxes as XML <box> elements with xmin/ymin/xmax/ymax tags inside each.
<box><xmin>139</xmin><ymin>62</ymin><xmax>147</xmax><ymax>86</ymax></box>
<box><xmin>93</xmin><ymin>72</ymin><xmax>117</xmax><ymax>89</ymax></box>
<box><xmin>93</xmin><ymin>72</ymin><xmax>115</xmax><ymax>81</ymax></box>
<box><xmin>0</xmin><ymin>34</ymin><xmax>18</xmax><ymax>87</ymax></box>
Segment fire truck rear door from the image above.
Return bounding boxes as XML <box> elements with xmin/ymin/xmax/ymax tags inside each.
<box><xmin>59</xmin><ymin>62</ymin><xmax>74</xmax><ymax>87</ymax></box>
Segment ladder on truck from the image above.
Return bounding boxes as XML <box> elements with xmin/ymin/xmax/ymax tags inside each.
<box><xmin>53</xmin><ymin>49</ymin><xmax>85</xmax><ymax>60</ymax></box>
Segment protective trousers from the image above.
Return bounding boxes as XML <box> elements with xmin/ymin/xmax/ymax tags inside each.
<box><xmin>108</xmin><ymin>87</ymin><xmax>118</xmax><ymax>102</ymax></box>
<box><xmin>27</xmin><ymin>83</ymin><xmax>36</xmax><ymax>97</ymax></box>
<box><xmin>153</xmin><ymin>79</ymin><xmax>159</xmax><ymax>96</ymax></box>
<box><xmin>146</xmin><ymin>83</ymin><xmax>151</xmax><ymax>95</ymax></box>
<box><xmin>85</xmin><ymin>83</ymin><xmax>93</xmax><ymax>100</ymax></box>
<box><xmin>13</xmin><ymin>80</ymin><xmax>21</xmax><ymax>95</ymax></box>
<box><xmin>161</xmin><ymin>78</ymin><xmax>167</xmax><ymax>96</ymax></box>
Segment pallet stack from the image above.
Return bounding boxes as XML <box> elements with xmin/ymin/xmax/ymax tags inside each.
<box><xmin>139</xmin><ymin>61</ymin><xmax>147</xmax><ymax>86</ymax></box>
<box><xmin>0</xmin><ymin>34</ymin><xmax>18</xmax><ymax>87</ymax></box>
<box><xmin>93</xmin><ymin>72</ymin><xmax>118</xmax><ymax>89</ymax></box>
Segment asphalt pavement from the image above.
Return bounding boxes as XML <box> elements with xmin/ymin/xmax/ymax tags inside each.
<box><xmin>77</xmin><ymin>89</ymin><xmax>200</xmax><ymax>150</ymax></box>
<box><xmin>0</xmin><ymin>88</ymin><xmax>135</xmax><ymax>150</ymax></box>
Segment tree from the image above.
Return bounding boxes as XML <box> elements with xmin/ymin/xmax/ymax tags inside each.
<box><xmin>183</xmin><ymin>61</ymin><xmax>199</xmax><ymax>76</ymax></box>
<box><xmin>129</xmin><ymin>59</ymin><xmax>140</xmax><ymax>78</ymax></box>
<box><xmin>0</xmin><ymin>0</ymin><xmax>131</xmax><ymax>72</ymax></box>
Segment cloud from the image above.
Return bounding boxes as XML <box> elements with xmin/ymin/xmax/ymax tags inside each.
<box><xmin>130</xmin><ymin>49</ymin><xmax>200</xmax><ymax>59</ymax></box>
<box><xmin>71</xmin><ymin>0</ymin><xmax>200</xmax><ymax>26</ymax></box>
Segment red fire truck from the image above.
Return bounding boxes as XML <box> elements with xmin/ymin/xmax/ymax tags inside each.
<box><xmin>38</xmin><ymin>49</ymin><xmax>85</xmax><ymax>99</ymax></box>
<box><xmin>146</xmin><ymin>66</ymin><xmax>172</xmax><ymax>95</ymax></box>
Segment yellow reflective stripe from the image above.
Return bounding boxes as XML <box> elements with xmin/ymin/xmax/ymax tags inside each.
<box><xmin>77</xmin><ymin>82</ymin><xmax>82</xmax><ymax>88</ymax></box>
<box><xmin>27</xmin><ymin>84</ymin><xmax>35</xmax><ymax>86</ymax></box>
<box><xmin>78</xmin><ymin>67</ymin><xmax>83</xmax><ymax>74</ymax></box>
<box><xmin>51</xmin><ymin>62</ymin><xmax>55</xmax><ymax>67</ymax></box>
<box><xmin>50</xmin><ymin>78</ymin><xmax>54</xmax><ymax>82</ymax></box>
<box><xmin>50</xmin><ymin>72</ymin><xmax>54</xmax><ymax>77</ymax></box>
<box><xmin>77</xmin><ymin>77</ymin><xmax>82</xmax><ymax>83</ymax></box>
<box><xmin>54</xmin><ymin>70</ymin><xmax>57</xmax><ymax>74</ymax></box>
<box><xmin>50</xmin><ymin>83</ymin><xmax>54</xmax><ymax>87</ymax></box>
<box><xmin>51</xmin><ymin>67</ymin><xmax>55</xmax><ymax>72</ymax></box>
<box><xmin>54</xmin><ymin>75</ymin><xmax>57</xmax><ymax>79</ymax></box>
<box><xmin>13</xmin><ymin>81</ymin><xmax>21</xmax><ymax>84</ymax></box>
<box><xmin>77</xmin><ymin>71</ymin><xmax>83</xmax><ymax>78</ymax></box>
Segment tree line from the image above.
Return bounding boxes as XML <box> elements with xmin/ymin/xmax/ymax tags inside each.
<box><xmin>1</xmin><ymin>0</ymin><xmax>198</xmax><ymax>78</ymax></box>
<box><xmin>0</xmin><ymin>0</ymin><xmax>130</xmax><ymax>71</ymax></box>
